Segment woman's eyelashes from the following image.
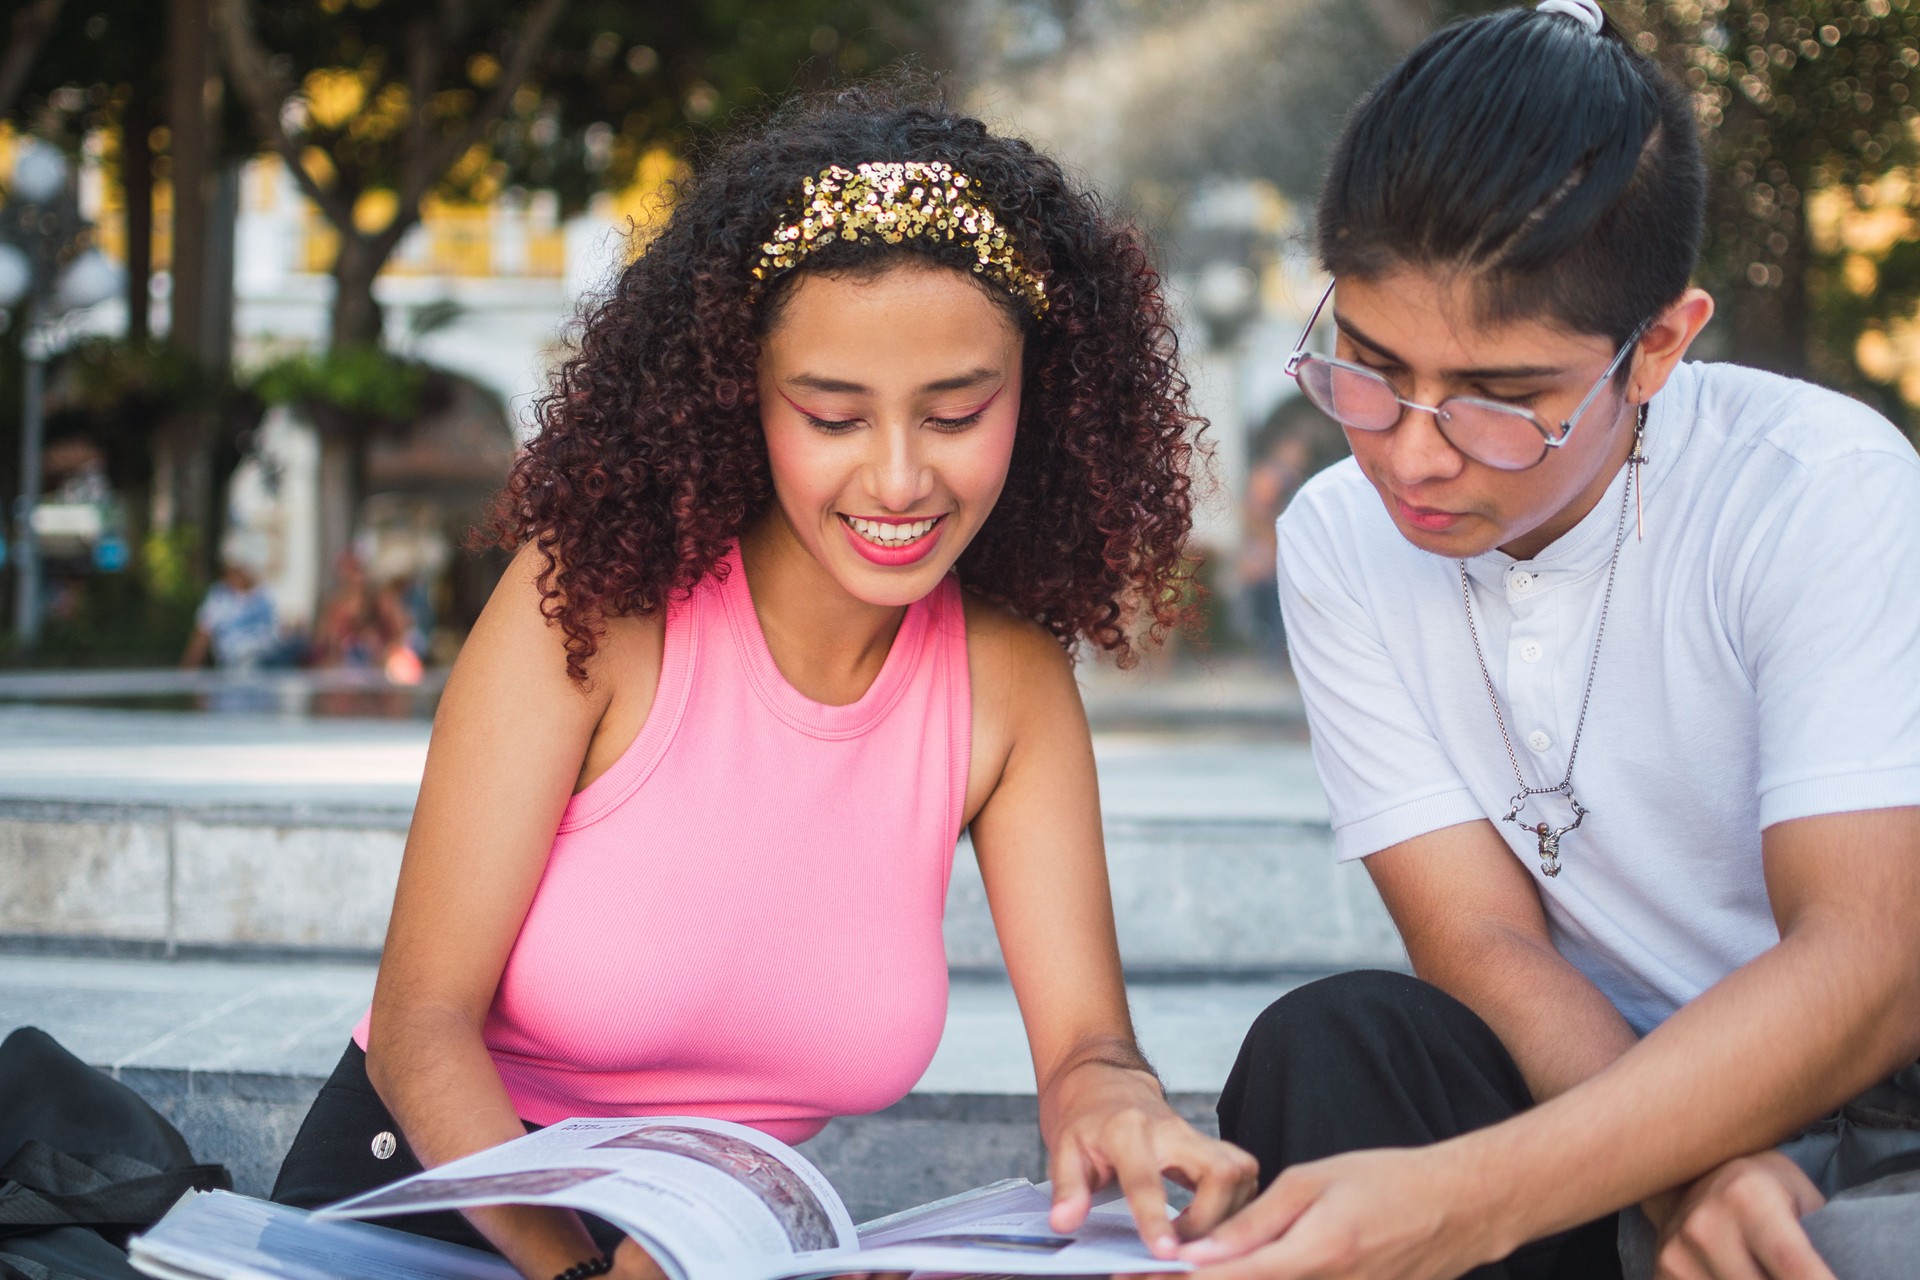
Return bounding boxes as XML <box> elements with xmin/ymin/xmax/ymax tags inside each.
<box><xmin>797</xmin><ymin>408</ymin><xmax>991</xmax><ymax>434</ymax></box>
<box><xmin>927</xmin><ymin>408</ymin><xmax>988</xmax><ymax>432</ymax></box>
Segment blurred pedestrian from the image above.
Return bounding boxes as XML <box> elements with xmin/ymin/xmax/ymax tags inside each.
<box><xmin>180</xmin><ymin>531</ymin><xmax>282</xmax><ymax>671</ymax></box>
<box><xmin>310</xmin><ymin>551</ymin><xmax>391</xmax><ymax>669</ymax></box>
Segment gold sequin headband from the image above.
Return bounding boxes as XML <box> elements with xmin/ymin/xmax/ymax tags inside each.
<box><xmin>751</xmin><ymin>161</ymin><xmax>1050</xmax><ymax>318</ymax></box>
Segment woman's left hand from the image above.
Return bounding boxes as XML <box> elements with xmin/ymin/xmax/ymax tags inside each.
<box><xmin>1044</xmin><ymin>1061</ymin><xmax>1260</xmax><ymax>1259</ymax></box>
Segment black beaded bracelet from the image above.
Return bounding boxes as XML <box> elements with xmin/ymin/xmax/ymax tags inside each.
<box><xmin>551</xmin><ymin>1256</ymin><xmax>613</xmax><ymax>1280</ymax></box>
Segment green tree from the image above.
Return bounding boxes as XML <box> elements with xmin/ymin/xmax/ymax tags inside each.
<box><xmin>211</xmin><ymin>0</ymin><xmax>937</xmax><ymax>350</ymax></box>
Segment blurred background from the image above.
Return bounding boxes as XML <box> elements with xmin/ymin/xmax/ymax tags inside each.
<box><xmin>0</xmin><ymin>0</ymin><xmax>1915</xmax><ymax>688</ymax></box>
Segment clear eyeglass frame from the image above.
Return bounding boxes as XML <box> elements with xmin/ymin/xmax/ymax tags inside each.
<box><xmin>1281</xmin><ymin>280</ymin><xmax>1650</xmax><ymax>472</ymax></box>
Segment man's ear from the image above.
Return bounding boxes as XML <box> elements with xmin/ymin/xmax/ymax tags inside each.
<box><xmin>1629</xmin><ymin>287</ymin><xmax>1714</xmax><ymax>404</ymax></box>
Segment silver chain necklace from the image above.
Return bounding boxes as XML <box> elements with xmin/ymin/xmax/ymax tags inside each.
<box><xmin>1458</xmin><ymin>405</ymin><xmax>1646</xmax><ymax>878</ymax></box>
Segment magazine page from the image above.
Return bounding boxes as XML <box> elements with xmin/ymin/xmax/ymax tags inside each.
<box><xmin>131</xmin><ymin>1190</ymin><xmax>519</xmax><ymax>1280</ymax></box>
<box><xmin>317</xmin><ymin>1117</ymin><xmax>857</xmax><ymax>1280</ymax></box>
<box><xmin>766</xmin><ymin>1180</ymin><xmax>1193</xmax><ymax>1280</ymax></box>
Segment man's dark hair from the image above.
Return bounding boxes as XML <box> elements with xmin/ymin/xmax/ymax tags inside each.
<box><xmin>1317</xmin><ymin>6</ymin><xmax>1705</xmax><ymax>346</ymax></box>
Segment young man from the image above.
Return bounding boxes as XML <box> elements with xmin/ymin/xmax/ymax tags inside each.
<box><xmin>1187</xmin><ymin>4</ymin><xmax>1920</xmax><ymax>1279</ymax></box>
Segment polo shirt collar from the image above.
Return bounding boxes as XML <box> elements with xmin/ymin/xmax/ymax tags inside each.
<box><xmin>1462</xmin><ymin>374</ymin><xmax>1694</xmax><ymax>589</ymax></box>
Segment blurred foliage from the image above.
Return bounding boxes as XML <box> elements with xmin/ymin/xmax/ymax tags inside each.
<box><xmin>1440</xmin><ymin>0</ymin><xmax>1920</xmax><ymax>432</ymax></box>
<box><xmin>27</xmin><ymin>342</ymin><xmax>261</xmax><ymax>654</ymax></box>
<box><xmin>4</xmin><ymin>0</ymin><xmax>255</xmax><ymax>154</ymax></box>
<box><xmin>239</xmin><ymin>0</ymin><xmax>935</xmax><ymax>214</ymax></box>
<box><xmin>1624</xmin><ymin>1</ymin><xmax>1920</xmax><ymax>427</ymax></box>
<box><xmin>46</xmin><ymin>338</ymin><xmax>255</xmax><ymax>491</ymax></box>
<box><xmin>53</xmin><ymin>338</ymin><xmax>233</xmax><ymax>421</ymax></box>
<box><xmin>213</xmin><ymin>0</ymin><xmax>939</xmax><ymax>345</ymax></box>
<box><xmin>250</xmin><ymin>345</ymin><xmax>427</xmax><ymax>425</ymax></box>
<box><xmin>140</xmin><ymin>525</ymin><xmax>204</xmax><ymax>608</ymax></box>
<box><xmin>0</xmin><ymin>528</ymin><xmax>203</xmax><ymax>667</ymax></box>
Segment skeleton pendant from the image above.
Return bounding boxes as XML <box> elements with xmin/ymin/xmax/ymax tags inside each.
<box><xmin>1502</xmin><ymin>790</ymin><xmax>1588</xmax><ymax>879</ymax></box>
<box><xmin>1531</xmin><ymin>823</ymin><xmax>1564</xmax><ymax>878</ymax></box>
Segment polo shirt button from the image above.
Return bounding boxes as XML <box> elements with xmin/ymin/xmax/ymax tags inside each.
<box><xmin>1510</xmin><ymin>570</ymin><xmax>1535</xmax><ymax>592</ymax></box>
<box><xmin>1520</xmin><ymin>640</ymin><xmax>1543</xmax><ymax>663</ymax></box>
<box><xmin>1526</xmin><ymin>730</ymin><xmax>1552</xmax><ymax>752</ymax></box>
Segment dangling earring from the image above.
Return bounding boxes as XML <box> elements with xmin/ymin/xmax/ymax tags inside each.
<box><xmin>1630</xmin><ymin>402</ymin><xmax>1648</xmax><ymax>541</ymax></box>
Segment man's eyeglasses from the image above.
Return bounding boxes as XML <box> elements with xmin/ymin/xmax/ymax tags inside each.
<box><xmin>1282</xmin><ymin>281</ymin><xmax>1648</xmax><ymax>472</ymax></box>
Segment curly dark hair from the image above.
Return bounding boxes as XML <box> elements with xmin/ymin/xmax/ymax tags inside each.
<box><xmin>489</xmin><ymin>76</ymin><xmax>1202</xmax><ymax>682</ymax></box>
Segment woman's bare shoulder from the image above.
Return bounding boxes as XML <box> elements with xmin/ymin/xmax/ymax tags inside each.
<box><xmin>959</xmin><ymin>586</ymin><xmax>1082</xmax><ymax>746</ymax></box>
<box><xmin>956</xmin><ymin>586</ymin><xmax>1093</xmax><ymax>826</ymax></box>
<box><xmin>455</xmin><ymin>543</ymin><xmax>665</xmax><ymax>717</ymax></box>
<box><xmin>960</xmin><ymin>588</ymin><xmax>1074</xmax><ymax>679</ymax></box>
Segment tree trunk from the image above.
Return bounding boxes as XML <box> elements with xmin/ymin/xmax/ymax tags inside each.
<box><xmin>162</xmin><ymin>0</ymin><xmax>215</xmax><ymax>582</ymax></box>
<box><xmin>202</xmin><ymin>159</ymin><xmax>240</xmax><ymax>374</ymax></box>
<box><xmin>123</xmin><ymin>87</ymin><xmax>153</xmax><ymax>346</ymax></box>
<box><xmin>314</xmin><ymin>410</ymin><xmax>365</xmax><ymax>590</ymax></box>
<box><xmin>165</xmin><ymin>0</ymin><xmax>212</xmax><ymax>361</ymax></box>
<box><xmin>329</xmin><ymin>234</ymin><xmax>386</xmax><ymax>350</ymax></box>
<box><xmin>150</xmin><ymin>413</ymin><xmax>209</xmax><ymax>546</ymax></box>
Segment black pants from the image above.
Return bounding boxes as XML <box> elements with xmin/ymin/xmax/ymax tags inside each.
<box><xmin>272</xmin><ymin>1042</ymin><xmax>626</xmax><ymax>1258</ymax></box>
<box><xmin>1218</xmin><ymin>970</ymin><xmax>1622</xmax><ymax>1280</ymax></box>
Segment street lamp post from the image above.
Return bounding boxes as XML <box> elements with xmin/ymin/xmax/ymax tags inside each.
<box><xmin>0</xmin><ymin>140</ymin><xmax>122</xmax><ymax>653</ymax></box>
<box><xmin>14</xmin><ymin>301</ymin><xmax>49</xmax><ymax>651</ymax></box>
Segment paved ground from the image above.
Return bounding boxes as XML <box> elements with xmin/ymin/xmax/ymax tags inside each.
<box><xmin>0</xmin><ymin>952</ymin><xmax>1297</xmax><ymax>1209</ymax></box>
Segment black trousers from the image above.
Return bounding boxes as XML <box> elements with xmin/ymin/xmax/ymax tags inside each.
<box><xmin>1217</xmin><ymin>970</ymin><xmax>1622</xmax><ymax>1280</ymax></box>
<box><xmin>272</xmin><ymin>1042</ymin><xmax>626</xmax><ymax>1258</ymax></box>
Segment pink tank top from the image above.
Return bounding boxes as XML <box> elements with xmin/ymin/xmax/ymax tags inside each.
<box><xmin>355</xmin><ymin>545</ymin><xmax>971</xmax><ymax>1143</ymax></box>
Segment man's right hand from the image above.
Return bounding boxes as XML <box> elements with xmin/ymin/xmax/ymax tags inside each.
<box><xmin>1180</xmin><ymin>1141</ymin><xmax>1513</xmax><ymax>1280</ymax></box>
<box><xmin>1653</xmin><ymin>1151</ymin><xmax>1832</xmax><ymax>1280</ymax></box>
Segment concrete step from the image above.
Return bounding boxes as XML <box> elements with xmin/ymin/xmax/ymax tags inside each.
<box><xmin>0</xmin><ymin>952</ymin><xmax>1307</xmax><ymax>1221</ymax></box>
<box><xmin>0</xmin><ymin>707</ymin><xmax>1405</xmax><ymax>975</ymax></box>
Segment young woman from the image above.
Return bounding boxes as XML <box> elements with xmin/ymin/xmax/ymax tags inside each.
<box><xmin>1182</xmin><ymin>3</ymin><xmax>1920</xmax><ymax>1280</ymax></box>
<box><xmin>270</xmin><ymin>83</ymin><xmax>1256</xmax><ymax>1280</ymax></box>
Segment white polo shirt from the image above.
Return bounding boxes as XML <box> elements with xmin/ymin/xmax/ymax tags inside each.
<box><xmin>1278</xmin><ymin>360</ymin><xmax>1920</xmax><ymax>1034</ymax></box>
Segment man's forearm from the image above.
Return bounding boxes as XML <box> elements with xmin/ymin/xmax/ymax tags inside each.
<box><xmin>1459</xmin><ymin>916</ymin><xmax>1920</xmax><ymax>1257</ymax></box>
<box><xmin>1412</xmin><ymin>920</ymin><xmax>1639</xmax><ymax>1102</ymax></box>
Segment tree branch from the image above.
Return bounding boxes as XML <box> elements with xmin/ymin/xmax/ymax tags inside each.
<box><xmin>0</xmin><ymin>0</ymin><xmax>67</xmax><ymax>123</ymax></box>
<box><xmin>209</xmin><ymin>0</ymin><xmax>357</xmax><ymax>231</ymax></box>
<box><xmin>397</xmin><ymin>8</ymin><xmax>446</xmax><ymax>208</ymax></box>
<box><xmin>392</xmin><ymin>0</ymin><xmax>568</xmax><ymax>225</ymax></box>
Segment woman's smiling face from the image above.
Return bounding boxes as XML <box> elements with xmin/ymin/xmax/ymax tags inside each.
<box><xmin>1328</xmin><ymin>268</ymin><xmax>1644</xmax><ymax>562</ymax></box>
<box><xmin>756</xmin><ymin>260</ymin><xmax>1025</xmax><ymax>606</ymax></box>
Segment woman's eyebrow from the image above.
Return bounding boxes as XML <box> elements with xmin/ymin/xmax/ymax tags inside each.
<box><xmin>1333</xmin><ymin>311</ymin><xmax>1567</xmax><ymax>381</ymax></box>
<box><xmin>786</xmin><ymin>367</ymin><xmax>1001</xmax><ymax>395</ymax></box>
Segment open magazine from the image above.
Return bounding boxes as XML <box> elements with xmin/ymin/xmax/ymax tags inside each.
<box><xmin>130</xmin><ymin>1116</ymin><xmax>1193</xmax><ymax>1280</ymax></box>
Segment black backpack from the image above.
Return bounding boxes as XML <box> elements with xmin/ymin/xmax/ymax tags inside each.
<box><xmin>0</xmin><ymin>1027</ymin><xmax>230</xmax><ymax>1280</ymax></box>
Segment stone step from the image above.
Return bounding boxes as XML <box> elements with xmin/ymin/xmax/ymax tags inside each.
<box><xmin>0</xmin><ymin>952</ymin><xmax>1309</xmax><ymax>1221</ymax></box>
<box><xmin>0</xmin><ymin>707</ymin><xmax>1406</xmax><ymax>975</ymax></box>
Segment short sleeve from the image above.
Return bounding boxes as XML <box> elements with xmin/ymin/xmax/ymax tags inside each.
<box><xmin>1734</xmin><ymin>449</ymin><xmax>1920</xmax><ymax>828</ymax></box>
<box><xmin>1276</xmin><ymin>497</ymin><xmax>1485</xmax><ymax>861</ymax></box>
<box><xmin>194</xmin><ymin>585</ymin><xmax>224</xmax><ymax>633</ymax></box>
